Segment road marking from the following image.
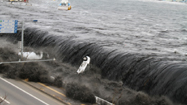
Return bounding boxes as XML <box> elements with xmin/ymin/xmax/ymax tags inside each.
<box><xmin>0</xmin><ymin>96</ymin><xmax>10</xmax><ymax>104</ymax></box>
<box><xmin>38</xmin><ymin>82</ymin><xmax>66</xmax><ymax>97</ymax></box>
<box><xmin>0</xmin><ymin>77</ymin><xmax>49</xmax><ymax>105</ymax></box>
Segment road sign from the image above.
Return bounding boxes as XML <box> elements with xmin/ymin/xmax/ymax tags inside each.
<box><xmin>0</xmin><ymin>20</ymin><xmax>18</xmax><ymax>33</ymax></box>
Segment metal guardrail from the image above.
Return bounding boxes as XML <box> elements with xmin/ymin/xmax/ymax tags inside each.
<box><xmin>95</xmin><ymin>96</ymin><xmax>115</xmax><ymax>105</ymax></box>
<box><xmin>0</xmin><ymin>58</ymin><xmax>55</xmax><ymax>64</ymax></box>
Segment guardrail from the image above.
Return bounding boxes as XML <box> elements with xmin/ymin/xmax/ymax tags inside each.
<box><xmin>0</xmin><ymin>58</ymin><xmax>56</xmax><ymax>65</ymax></box>
<box><xmin>95</xmin><ymin>96</ymin><xmax>115</xmax><ymax>105</ymax></box>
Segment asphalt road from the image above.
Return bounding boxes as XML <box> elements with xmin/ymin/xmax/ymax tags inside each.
<box><xmin>0</xmin><ymin>75</ymin><xmax>64</xmax><ymax>105</ymax></box>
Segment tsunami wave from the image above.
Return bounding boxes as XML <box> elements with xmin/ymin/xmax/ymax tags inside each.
<box><xmin>0</xmin><ymin>27</ymin><xmax>186</xmax><ymax>104</ymax></box>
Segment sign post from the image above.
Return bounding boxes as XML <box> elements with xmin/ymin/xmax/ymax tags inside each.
<box><xmin>0</xmin><ymin>20</ymin><xmax>56</xmax><ymax>65</ymax></box>
<box><xmin>21</xmin><ymin>21</ymin><xmax>24</xmax><ymax>59</ymax></box>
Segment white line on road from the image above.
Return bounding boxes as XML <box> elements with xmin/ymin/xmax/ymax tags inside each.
<box><xmin>0</xmin><ymin>77</ymin><xmax>49</xmax><ymax>105</ymax></box>
<box><xmin>0</xmin><ymin>96</ymin><xmax>10</xmax><ymax>104</ymax></box>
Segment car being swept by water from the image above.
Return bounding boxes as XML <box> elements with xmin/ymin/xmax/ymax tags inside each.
<box><xmin>58</xmin><ymin>0</ymin><xmax>71</xmax><ymax>10</ymax></box>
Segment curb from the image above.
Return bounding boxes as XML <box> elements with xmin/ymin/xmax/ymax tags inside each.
<box><xmin>22</xmin><ymin>80</ymin><xmax>69</xmax><ymax>105</ymax></box>
<box><xmin>22</xmin><ymin>80</ymin><xmax>114</xmax><ymax>105</ymax></box>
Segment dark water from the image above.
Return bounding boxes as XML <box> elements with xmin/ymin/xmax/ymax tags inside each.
<box><xmin>2</xmin><ymin>0</ymin><xmax>187</xmax><ymax>57</ymax></box>
<box><xmin>0</xmin><ymin>0</ymin><xmax>187</xmax><ymax>104</ymax></box>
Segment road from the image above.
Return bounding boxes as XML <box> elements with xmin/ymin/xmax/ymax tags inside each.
<box><xmin>0</xmin><ymin>75</ymin><xmax>64</xmax><ymax>105</ymax></box>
